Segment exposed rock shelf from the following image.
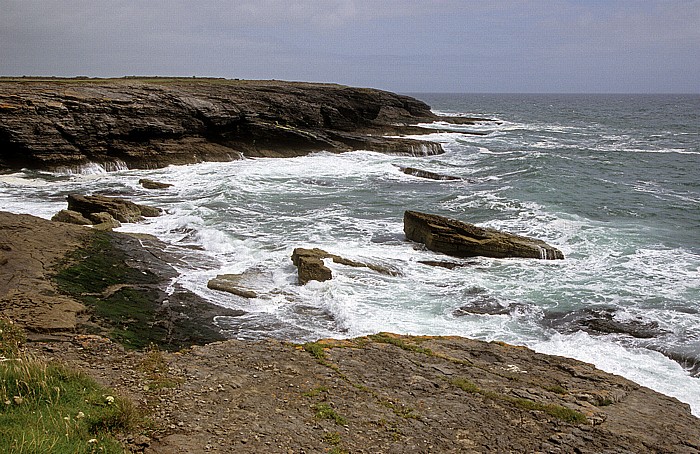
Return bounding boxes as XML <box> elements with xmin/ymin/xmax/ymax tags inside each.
<box><xmin>0</xmin><ymin>77</ymin><xmax>455</xmax><ymax>172</ymax></box>
<box><xmin>404</xmin><ymin>210</ymin><xmax>564</xmax><ymax>260</ymax></box>
<box><xmin>2</xmin><ymin>211</ymin><xmax>699</xmax><ymax>452</ymax></box>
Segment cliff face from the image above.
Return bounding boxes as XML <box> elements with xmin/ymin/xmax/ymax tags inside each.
<box><xmin>0</xmin><ymin>78</ymin><xmax>442</xmax><ymax>172</ymax></box>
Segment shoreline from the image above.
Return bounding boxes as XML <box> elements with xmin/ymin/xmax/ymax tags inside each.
<box><xmin>1</xmin><ymin>209</ymin><xmax>699</xmax><ymax>452</ymax></box>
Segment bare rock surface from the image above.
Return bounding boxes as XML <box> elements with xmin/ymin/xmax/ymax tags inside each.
<box><xmin>139</xmin><ymin>178</ymin><xmax>173</xmax><ymax>189</ymax></box>
<box><xmin>404</xmin><ymin>210</ymin><xmax>565</xmax><ymax>260</ymax></box>
<box><xmin>25</xmin><ymin>333</ymin><xmax>700</xmax><ymax>454</ymax></box>
<box><xmin>0</xmin><ymin>78</ymin><xmax>446</xmax><ymax>171</ymax></box>
<box><xmin>67</xmin><ymin>193</ymin><xmax>161</xmax><ymax>223</ymax></box>
<box><xmin>3</xmin><ymin>211</ymin><xmax>700</xmax><ymax>453</ymax></box>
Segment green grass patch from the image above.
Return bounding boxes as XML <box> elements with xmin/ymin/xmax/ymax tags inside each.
<box><xmin>313</xmin><ymin>403</ymin><xmax>347</xmax><ymax>426</ymax></box>
<box><xmin>368</xmin><ymin>333</ymin><xmax>434</xmax><ymax>356</ymax></box>
<box><xmin>322</xmin><ymin>431</ymin><xmax>342</xmax><ymax>446</ymax></box>
<box><xmin>138</xmin><ymin>345</ymin><xmax>180</xmax><ymax>391</ymax></box>
<box><xmin>0</xmin><ymin>318</ymin><xmax>26</xmax><ymax>357</ymax></box>
<box><xmin>0</xmin><ymin>351</ymin><xmax>137</xmax><ymax>453</ymax></box>
<box><xmin>450</xmin><ymin>377</ymin><xmax>480</xmax><ymax>394</ymax></box>
<box><xmin>449</xmin><ymin>377</ymin><xmax>587</xmax><ymax>424</ymax></box>
<box><xmin>303</xmin><ymin>342</ymin><xmax>328</xmax><ymax>361</ymax></box>
<box><xmin>543</xmin><ymin>384</ymin><xmax>568</xmax><ymax>395</ymax></box>
<box><xmin>303</xmin><ymin>386</ymin><xmax>329</xmax><ymax>398</ymax></box>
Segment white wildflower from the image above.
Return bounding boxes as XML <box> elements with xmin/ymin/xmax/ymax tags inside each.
<box><xmin>105</xmin><ymin>395</ymin><xmax>115</xmax><ymax>405</ymax></box>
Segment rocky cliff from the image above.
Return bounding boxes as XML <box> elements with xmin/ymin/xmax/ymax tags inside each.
<box><xmin>0</xmin><ymin>78</ymin><xmax>445</xmax><ymax>172</ymax></box>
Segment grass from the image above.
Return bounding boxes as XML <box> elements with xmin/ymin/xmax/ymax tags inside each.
<box><xmin>449</xmin><ymin>377</ymin><xmax>587</xmax><ymax>424</ymax></box>
<box><xmin>138</xmin><ymin>344</ymin><xmax>180</xmax><ymax>391</ymax></box>
<box><xmin>0</xmin><ymin>320</ymin><xmax>137</xmax><ymax>453</ymax></box>
<box><xmin>313</xmin><ymin>403</ymin><xmax>347</xmax><ymax>426</ymax></box>
<box><xmin>368</xmin><ymin>333</ymin><xmax>434</xmax><ymax>356</ymax></box>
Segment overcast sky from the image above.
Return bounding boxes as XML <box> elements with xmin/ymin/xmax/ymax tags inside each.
<box><xmin>1</xmin><ymin>0</ymin><xmax>698</xmax><ymax>93</ymax></box>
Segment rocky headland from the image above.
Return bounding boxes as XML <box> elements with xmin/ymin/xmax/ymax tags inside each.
<box><xmin>1</xmin><ymin>79</ymin><xmax>699</xmax><ymax>452</ymax></box>
<box><xmin>0</xmin><ymin>77</ymin><xmax>476</xmax><ymax>172</ymax></box>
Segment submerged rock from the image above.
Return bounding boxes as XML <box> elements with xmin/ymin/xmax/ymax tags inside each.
<box><xmin>544</xmin><ymin>307</ymin><xmax>665</xmax><ymax>339</ymax></box>
<box><xmin>399</xmin><ymin>167</ymin><xmax>460</xmax><ymax>181</ymax></box>
<box><xmin>404</xmin><ymin>210</ymin><xmax>564</xmax><ymax>260</ymax></box>
<box><xmin>139</xmin><ymin>178</ymin><xmax>173</xmax><ymax>189</ymax></box>
<box><xmin>67</xmin><ymin>194</ymin><xmax>161</xmax><ymax>223</ymax></box>
<box><xmin>291</xmin><ymin>247</ymin><xmax>400</xmax><ymax>285</ymax></box>
<box><xmin>453</xmin><ymin>287</ymin><xmax>517</xmax><ymax>316</ymax></box>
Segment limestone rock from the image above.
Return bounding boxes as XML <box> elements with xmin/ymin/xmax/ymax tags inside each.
<box><xmin>67</xmin><ymin>194</ymin><xmax>161</xmax><ymax>223</ymax></box>
<box><xmin>404</xmin><ymin>210</ymin><xmax>564</xmax><ymax>260</ymax></box>
<box><xmin>291</xmin><ymin>248</ymin><xmax>333</xmax><ymax>285</ymax></box>
<box><xmin>400</xmin><ymin>167</ymin><xmax>460</xmax><ymax>180</ymax></box>
<box><xmin>51</xmin><ymin>209</ymin><xmax>92</xmax><ymax>225</ymax></box>
<box><xmin>207</xmin><ymin>274</ymin><xmax>258</xmax><ymax>299</ymax></box>
<box><xmin>291</xmin><ymin>247</ymin><xmax>399</xmax><ymax>285</ymax></box>
<box><xmin>139</xmin><ymin>178</ymin><xmax>173</xmax><ymax>189</ymax></box>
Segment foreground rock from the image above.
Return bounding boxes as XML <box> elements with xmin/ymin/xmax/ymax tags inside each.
<box><xmin>291</xmin><ymin>247</ymin><xmax>399</xmax><ymax>284</ymax></box>
<box><xmin>404</xmin><ymin>210</ymin><xmax>564</xmax><ymax>260</ymax></box>
<box><xmin>27</xmin><ymin>334</ymin><xmax>700</xmax><ymax>454</ymax></box>
<box><xmin>66</xmin><ymin>194</ymin><xmax>161</xmax><ymax>223</ymax></box>
<box><xmin>0</xmin><ymin>211</ymin><xmax>234</xmax><ymax>348</ymax></box>
<box><xmin>2</xmin><ymin>210</ymin><xmax>699</xmax><ymax>452</ymax></box>
<box><xmin>0</xmin><ymin>78</ymin><xmax>447</xmax><ymax>172</ymax></box>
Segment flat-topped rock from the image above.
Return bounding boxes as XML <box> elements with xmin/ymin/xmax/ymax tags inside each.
<box><xmin>67</xmin><ymin>194</ymin><xmax>161</xmax><ymax>223</ymax></box>
<box><xmin>404</xmin><ymin>210</ymin><xmax>564</xmax><ymax>260</ymax></box>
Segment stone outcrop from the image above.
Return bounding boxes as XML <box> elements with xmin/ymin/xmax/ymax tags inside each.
<box><xmin>139</xmin><ymin>178</ymin><xmax>173</xmax><ymax>189</ymax></box>
<box><xmin>399</xmin><ymin>166</ymin><xmax>461</xmax><ymax>180</ymax></box>
<box><xmin>207</xmin><ymin>274</ymin><xmax>258</xmax><ymax>299</ymax></box>
<box><xmin>291</xmin><ymin>247</ymin><xmax>399</xmax><ymax>284</ymax></box>
<box><xmin>404</xmin><ymin>210</ymin><xmax>564</xmax><ymax>260</ymax></box>
<box><xmin>51</xmin><ymin>209</ymin><xmax>92</xmax><ymax>225</ymax></box>
<box><xmin>66</xmin><ymin>194</ymin><xmax>161</xmax><ymax>223</ymax></box>
<box><xmin>0</xmin><ymin>78</ymin><xmax>448</xmax><ymax>171</ymax></box>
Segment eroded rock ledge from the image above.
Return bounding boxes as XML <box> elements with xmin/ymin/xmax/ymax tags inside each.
<box><xmin>404</xmin><ymin>210</ymin><xmax>564</xmax><ymax>260</ymax></box>
<box><xmin>0</xmin><ymin>77</ymin><xmax>459</xmax><ymax>172</ymax></box>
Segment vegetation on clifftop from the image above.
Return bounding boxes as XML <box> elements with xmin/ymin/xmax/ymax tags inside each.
<box><xmin>0</xmin><ymin>319</ymin><xmax>136</xmax><ymax>453</ymax></box>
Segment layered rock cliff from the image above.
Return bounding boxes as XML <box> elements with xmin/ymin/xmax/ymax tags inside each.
<box><xmin>0</xmin><ymin>78</ymin><xmax>445</xmax><ymax>172</ymax></box>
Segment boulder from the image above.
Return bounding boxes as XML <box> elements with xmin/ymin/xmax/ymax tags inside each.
<box><xmin>139</xmin><ymin>178</ymin><xmax>173</xmax><ymax>189</ymax></box>
<box><xmin>51</xmin><ymin>209</ymin><xmax>92</xmax><ymax>225</ymax></box>
<box><xmin>400</xmin><ymin>167</ymin><xmax>460</xmax><ymax>181</ymax></box>
<box><xmin>89</xmin><ymin>212</ymin><xmax>122</xmax><ymax>231</ymax></box>
<box><xmin>67</xmin><ymin>194</ymin><xmax>161</xmax><ymax>223</ymax></box>
<box><xmin>291</xmin><ymin>248</ymin><xmax>333</xmax><ymax>284</ymax></box>
<box><xmin>404</xmin><ymin>210</ymin><xmax>564</xmax><ymax>260</ymax></box>
<box><xmin>291</xmin><ymin>247</ymin><xmax>400</xmax><ymax>285</ymax></box>
<box><xmin>207</xmin><ymin>274</ymin><xmax>258</xmax><ymax>299</ymax></box>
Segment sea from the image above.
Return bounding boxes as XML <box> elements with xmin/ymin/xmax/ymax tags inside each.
<box><xmin>1</xmin><ymin>93</ymin><xmax>699</xmax><ymax>416</ymax></box>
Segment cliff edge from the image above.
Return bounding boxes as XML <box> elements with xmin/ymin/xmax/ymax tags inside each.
<box><xmin>0</xmin><ymin>78</ymin><xmax>445</xmax><ymax>172</ymax></box>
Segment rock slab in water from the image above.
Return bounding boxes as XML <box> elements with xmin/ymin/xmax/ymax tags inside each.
<box><xmin>291</xmin><ymin>247</ymin><xmax>399</xmax><ymax>284</ymax></box>
<box><xmin>400</xmin><ymin>166</ymin><xmax>461</xmax><ymax>180</ymax></box>
<box><xmin>404</xmin><ymin>210</ymin><xmax>564</xmax><ymax>260</ymax></box>
<box><xmin>207</xmin><ymin>274</ymin><xmax>258</xmax><ymax>299</ymax></box>
<box><xmin>67</xmin><ymin>194</ymin><xmax>161</xmax><ymax>223</ymax></box>
<box><xmin>139</xmin><ymin>178</ymin><xmax>173</xmax><ymax>189</ymax></box>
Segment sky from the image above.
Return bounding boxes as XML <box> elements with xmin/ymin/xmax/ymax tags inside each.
<box><xmin>1</xmin><ymin>0</ymin><xmax>698</xmax><ymax>93</ymax></box>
